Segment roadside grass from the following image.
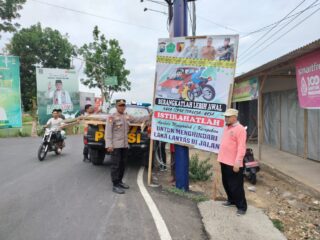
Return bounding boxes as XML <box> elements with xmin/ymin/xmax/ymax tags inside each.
<box><xmin>0</xmin><ymin>123</ymin><xmax>84</xmax><ymax>138</ymax></box>
<box><xmin>271</xmin><ymin>219</ymin><xmax>285</xmax><ymax>232</ymax></box>
<box><xmin>0</xmin><ymin>123</ymin><xmax>32</xmax><ymax>137</ymax></box>
<box><xmin>164</xmin><ymin>186</ymin><xmax>210</xmax><ymax>203</ymax></box>
<box><xmin>22</xmin><ymin>115</ymin><xmax>33</xmax><ymax>123</ymax></box>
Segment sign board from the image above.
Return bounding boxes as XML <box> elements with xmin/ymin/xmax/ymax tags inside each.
<box><xmin>296</xmin><ymin>49</ymin><xmax>320</xmax><ymax>109</ymax></box>
<box><xmin>79</xmin><ymin>92</ymin><xmax>95</xmax><ymax>110</ymax></box>
<box><xmin>104</xmin><ymin>76</ymin><xmax>118</xmax><ymax>86</ymax></box>
<box><xmin>232</xmin><ymin>77</ymin><xmax>259</xmax><ymax>102</ymax></box>
<box><xmin>0</xmin><ymin>56</ymin><xmax>22</xmax><ymax>128</ymax></box>
<box><xmin>152</xmin><ymin>35</ymin><xmax>239</xmax><ymax>153</ymax></box>
<box><xmin>36</xmin><ymin>68</ymin><xmax>80</xmax><ymax>125</ymax></box>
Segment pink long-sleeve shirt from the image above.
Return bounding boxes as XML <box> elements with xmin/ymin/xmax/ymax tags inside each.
<box><xmin>217</xmin><ymin>122</ymin><xmax>247</xmax><ymax>167</ymax></box>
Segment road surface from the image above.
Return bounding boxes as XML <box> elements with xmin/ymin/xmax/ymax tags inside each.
<box><xmin>0</xmin><ymin>136</ymin><xmax>206</xmax><ymax>240</ymax></box>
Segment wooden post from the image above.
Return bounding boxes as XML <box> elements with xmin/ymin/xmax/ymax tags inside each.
<box><xmin>147</xmin><ymin>140</ymin><xmax>154</xmax><ymax>185</ymax></box>
<box><xmin>147</xmin><ymin>72</ymin><xmax>158</xmax><ymax>186</ymax></box>
<box><xmin>279</xmin><ymin>95</ymin><xmax>282</xmax><ymax>150</ymax></box>
<box><xmin>258</xmin><ymin>74</ymin><xmax>267</xmax><ymax>161</ymax></box>
<box><xmin>304</xmin><ymin>109</ymin><xmax>308</xmax><ymax>159</ymax></box>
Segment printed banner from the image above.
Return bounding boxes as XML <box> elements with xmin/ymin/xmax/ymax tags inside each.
<box><xmin>94</xmin><ymin>97</ymin><xmax>103</xmax><ymax>112</ymax></box>
<box><xmin>36</xmin><ymin>68</ymin><xmax>80</xmax><ymax>125</ymax></box>
<box><xmin>0</xmin><ymin>56</ymin><xmax>22</xmax><ymax>128</ymax></box>
<box><xmin>80</xmin><ymin>92</ymin><xmax>95</xmax><ymax>110</ymax></box>
<box><xmin>232</xmin><ymin>77</ymin><xmax>259</xmax><ymax>102</ymax></box>
<box><xmin>296</xmin><ymin>49</ymin><xmax>320</xmax><ymax>109</ymax></box>
<box><xmin>152</xmin><ymin>35</ymin><xmax>239</xmax><ymax>153</ymax></box>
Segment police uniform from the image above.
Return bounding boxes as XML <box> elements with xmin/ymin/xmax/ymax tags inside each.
<box><xmin>105</xmin><ymin>99</ymin><xmax>150</xmax><ymax>193</ymax></box>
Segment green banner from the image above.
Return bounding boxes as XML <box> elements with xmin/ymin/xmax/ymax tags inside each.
<box><xmin>104</xmin><ymin>76</ymin><xmax>117</xmax><ymax>86</ymax></box>
<box><xmin>0</xmin><ymin>56</ymin><xmax>22</xmax><ymax>128</ymax></box>
<box><xmin>232</xmin><ymin>77</ymin><xmax>259</xmax><ymax>102</ymax></box>
<box><xmin>36</xmin><ymin>68</ymin><xmax>80</xmax><ymax>125</ymax></box>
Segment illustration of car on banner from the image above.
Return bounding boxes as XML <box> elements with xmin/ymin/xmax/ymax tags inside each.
<box><xmin>156</xmin><ymin>66</ymin><xmax>215</xmax><ymax>101</ymax></box>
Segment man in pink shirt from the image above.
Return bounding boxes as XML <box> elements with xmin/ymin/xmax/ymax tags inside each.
<box><xmin>217</xmin><ymin>108</ymin><xmax>247</xmax><ymax>216</ymax></box>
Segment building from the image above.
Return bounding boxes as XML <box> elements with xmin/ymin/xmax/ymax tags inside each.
<box><xmin>234</xmin><ymin>39</ymin><xmax>320</xmax><ymax>162</ymax></box>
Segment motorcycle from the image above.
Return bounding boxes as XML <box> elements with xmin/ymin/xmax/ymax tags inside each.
<box><xmin>243</xmin><ymin>148</ymin><xmax>260</xmax><ymax>185</ymax></box>
<box><xmin>38</xmin><ymin>128</ymin><xmax>65</xmax><ymax>161</ymax></box>
<box><xmin>186</xmin><ymin>77</ymin><xmax>215</xmax><ymax>101</ymax></box>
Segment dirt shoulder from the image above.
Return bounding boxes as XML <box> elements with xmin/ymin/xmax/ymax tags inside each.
<box><xmin>153</xmin><ymin>149</ymin><xmax>320</xmax><ymax>240</ymax></box>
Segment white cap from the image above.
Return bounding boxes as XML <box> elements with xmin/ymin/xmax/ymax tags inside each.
<box><xmin>223</xmin><ymin>108</ymin><xmax>238</xmax><ymax>117</ymax></box>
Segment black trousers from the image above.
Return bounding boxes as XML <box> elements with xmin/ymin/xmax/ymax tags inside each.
<box><xmin>83</xmin><ymin>145</ymin><xmax>88</xmax><ymax>158</ymax></box>
<box><xmin>220</xmin><ymin>163</ymin><xmax>247</xmax><ymax>211</ymax></box>
<box><xmin>157</xmin><ymin>141</ymin><xmax>167</xmax><ymax>167</ymax></box>
<box><xmin>111</xmin><ymin>148</ymin><xmax>128</xmax><ymax>186</ymax></box>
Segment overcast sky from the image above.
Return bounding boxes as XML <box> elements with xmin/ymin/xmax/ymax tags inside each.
<box><xmin>1</xmin><ymin>0</ymin><xmax>319</xmax><ymax>103</ymax></box>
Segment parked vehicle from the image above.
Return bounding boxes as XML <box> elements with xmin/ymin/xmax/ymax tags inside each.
<box><xmin>243</xmin><ymin>148</ymin><xmax>260</xmax><ymax>185</ymax></box>
<box><xmin>38</xmin><ymin>128</ymin><xmax>65</xmax><ymax>161</ymax></box>
<box><xmin>83</xmin><ymin>103</ymin><xmax>151</xmax><ymax>166</ymax></box>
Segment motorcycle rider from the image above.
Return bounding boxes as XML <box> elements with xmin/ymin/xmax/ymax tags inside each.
<box><xmin>190</xmin><ymin>67</ymin><xmax>206</xmax><ymax>88</ymax></box>
<box><xmin>44</xmin><ymin>109</ymin><xmax>66</xmax><ymax>153</ymax></box>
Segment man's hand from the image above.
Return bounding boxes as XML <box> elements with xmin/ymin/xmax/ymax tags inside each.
<box><xmin>48</xmin><ymin>82</ymin><xmax>51</xmax><ymax>91</ymax></box>
<box><xmin>106</xmin><ymin>147</ymin><xmax>113</xmax><ymax>153</ymax></box>
<box><xmin>233</xmin><ymin>163</ymin><xmax>240</xmax><ymax>173</ymax></box>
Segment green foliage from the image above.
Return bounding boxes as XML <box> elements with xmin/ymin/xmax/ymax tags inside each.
<box><xmin>0</xmin><ymin>0</ymin><xmax>26</xmax><ymax>36</ymax></box>
<box><xmin>78</xmin><ymin>26</ymin><xmax>130</xmax><ymax>102</ymax></box>
<box><xmin>7</xmin><ymin>23</ymin><xmax>76</xmax><ymax>111</ymax></box>
<box><xmin>271</xmin><ymin>219</ymin><xmax>284</xmax><ymax>232</ymax></box>
<box><xmin>189</xmin><ymin>153</ymin><xmax>213</xmax><ymax>181</ymax></box>
<box><xmin>165</xmin><ymin>187</ymin><xmax>210</xmax><ymax>203</ymax></box>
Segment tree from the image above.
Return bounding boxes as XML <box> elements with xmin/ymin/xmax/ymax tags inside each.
<box><xmin>0</xmin><ymin>0</ymin><xmax>26</xmax><ymax>36</ymax></box>
<box><xmin>79</xmin><ymin>26</ymin><xmax>130</xmax><ymax>103</ymax></box>
<box><xmin>7</xmin><ymin>23</ymin><xmax>75</xmax><ymax>112</ymax></box>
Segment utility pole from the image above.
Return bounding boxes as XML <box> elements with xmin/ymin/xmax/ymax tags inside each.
<box><xmin>171</xmin><ymin>0</ymin><xmax>196</xmax><ymax>191</ymax></box>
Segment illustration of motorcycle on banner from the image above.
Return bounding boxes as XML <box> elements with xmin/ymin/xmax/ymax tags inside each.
<box><xmin>157</xmin><ymin>66</ymin><xmax>216</xmax><ymax>102</ymax></box>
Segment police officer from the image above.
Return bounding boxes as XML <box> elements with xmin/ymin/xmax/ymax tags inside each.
<box><xmin>105</xmin><ymin>99</ymin><xmax>151</xmax><ymax>194</ymax></box>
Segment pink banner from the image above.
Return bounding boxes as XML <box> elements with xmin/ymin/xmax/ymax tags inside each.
<box><xmin>296</xmin><ymin>50</ymin><xmax>320</xmax><ymax>109</ymax></box>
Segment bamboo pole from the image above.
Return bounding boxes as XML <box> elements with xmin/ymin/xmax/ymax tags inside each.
<box><xmin>304</xmin><ymin>109</ymin><xmax>308</xmax><ymax>159</ymax></box>
<box><xmin>258</xmin><ymin>74</ymin><xmax>267</xmax><ymax>160</ymax></box>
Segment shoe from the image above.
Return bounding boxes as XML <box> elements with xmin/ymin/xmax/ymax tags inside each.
<box><xmin>57</xmin><ymin>148</ymin><xmax>62</xmax><ymax>154</ymax></box>
<box><xmin>118</xmin><ymin>182</ymin><xmax>130</xmax><ymax>189</ymax></box>
<box><xmin>236</xmin><ymin>209</ymin><xmax>246</xmax><ymax>216</ymax></box>
<box><xmin>113</xmin><ymin>186</ymin><xmax>125</xmax><ymax>194</ymax></box>
<box><xmin>83</xmin><ymin>156</ymin><xmax>89</xmax><ymax>162</ymax></box>
<box><xmin>222</xmin><ymin>201</ymin><xmax>235</xmax><ymax>207</ymax></box>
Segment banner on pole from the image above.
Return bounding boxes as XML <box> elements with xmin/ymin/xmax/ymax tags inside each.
<box><xmin>36</xmin><ymin>68</ymin><xmax>80</xmax><ymax>125</ymax></box>
<box><xmin>232</xmin><ymin>77</ymin><xmax>259</xmax><ymax>102</ymax></box>
<box><xmin>152</xmin><ymin>35</ymin><xmax>239</xmax><ymax>153</ymax></box>
<box><xmin>0</xmin><ymin>56</ymin><xmax>22</xmax><ymax>128</ymax></box>
<box><xmin>296</xmin><ymin>49</ymin><xmax>320</xmax><ymax>109</ymax></box>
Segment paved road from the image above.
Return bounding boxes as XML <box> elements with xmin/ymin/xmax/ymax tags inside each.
<box><xmin>0</xmin><ymin>136</ymin><xmax>206</xmax><ymax>240</ymax></box>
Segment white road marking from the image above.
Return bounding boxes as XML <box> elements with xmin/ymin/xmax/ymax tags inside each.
<box><xmin>137</xmin><ymin>167</ymin><xmax>172</xmax><ymax>240</ymax></box>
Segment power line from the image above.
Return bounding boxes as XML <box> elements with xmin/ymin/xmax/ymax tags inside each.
<box><xmin>197</xmin><ymin>15</ymin><xmax>246</xmax><ymax>34</ymax></box>
<box><xmin>239</xmin><ymin>0</ymin><xmax>308</xmax><ymax>57</ymax></box>
<box><xmin>240</xmin><ymin>2</ymin><xmax>320</xmax><ymax>38</ymax></box>
<box><xmin>30</xmin><ymin>0</ymin><xmax>163</xmax><ymax>32</ymax></box>
<box><xmin>238</xmin><ymin>0</ymin><xmax>319</xmax><ymax>63</ymax></box>
<box><xmin>238</xmin><ymin>5</ymin><xmax>320</xmax><ymax>67</ymax></box>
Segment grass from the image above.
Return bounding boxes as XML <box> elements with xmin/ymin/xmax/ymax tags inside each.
<box><xmin>0</xmin><ymin>123</ymin><xmax>32</xmax><ymax>137</ymax></box>
<box><xmin>164</xmin><ymin>186</ymin><xmax>210</xmax><ymax>203</ymax></box>
<box><xmin>271</xmin><ymin>219</ymin><xmax>284</xmax><ymax>232</ymax></box>
<box><xmin>22</xmin><ymin>115</ymin><xmax>34</xmax><ymax>123</ymax></box>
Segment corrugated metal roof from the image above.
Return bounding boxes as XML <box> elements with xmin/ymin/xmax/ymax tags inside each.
<box><xmin>235</xmin><ymin>38</ymin><xmax>320</xmax><ymax>81</ymax></box>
